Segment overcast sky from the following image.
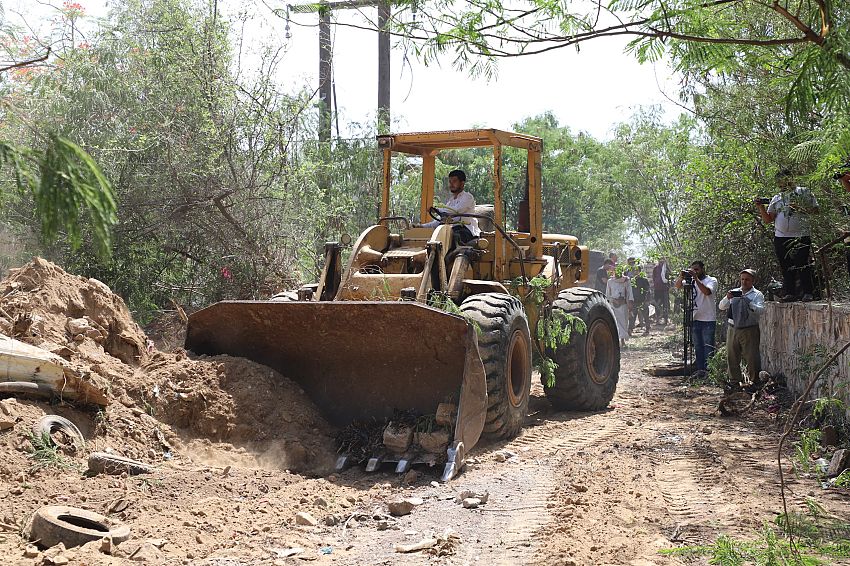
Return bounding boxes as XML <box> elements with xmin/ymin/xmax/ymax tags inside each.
<box><xmin>8</xmin><ymin>0</ymin><xmax>685</xmax><ymax>140</ymax></box>
<box><xmin>251</xmin><ymin>1</ymin><xmax>684</xmax><ymax>139</ymax></box>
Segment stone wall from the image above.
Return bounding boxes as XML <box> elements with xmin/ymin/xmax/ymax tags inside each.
<box><xmin>760</xmin><ymin>301</ymin><xmax>850</xmax><ymax>399</ymax></box>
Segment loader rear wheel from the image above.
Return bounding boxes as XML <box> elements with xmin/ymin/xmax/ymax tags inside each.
<box><xmin>543</xmin><ymin>288</ymin><xmax>620</xmax><ymax>411</ymax></box>
<box><xmin>460</xmin><ymin>293</ymin><xmax>531</xmax><ymax>439</ymax></box>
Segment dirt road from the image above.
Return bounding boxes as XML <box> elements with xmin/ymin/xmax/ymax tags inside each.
<box><xmin>316</xmin><ymin>328</ymin><xmax>850</xmax><ymax>565</ymax></box>
<box><xmin>4</xmin><ymin>326</ymin><xmax>850</xmax><ymax>565</ymax></box>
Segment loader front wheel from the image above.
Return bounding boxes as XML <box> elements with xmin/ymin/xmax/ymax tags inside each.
<box><xmin>543</xmin><ymin>288</ymin><xmax>620</xmax><ymax>411</ymax></box>
<box><xmin>460</xmin><ymin>293</ymin><xmax>532</xmax><ymax>440</ymax></box>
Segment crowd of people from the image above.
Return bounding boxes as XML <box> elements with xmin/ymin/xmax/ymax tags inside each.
<box><xmin>595</xmin><ymin>254</ymin><xmax>764</xmax><ymax>392</ymax></box>
<box><xmin>590</xmin><ymin>166</ymin><xmax>850</xmax><ymax>392</ymax></box>
<box><xmin>594</xmin><ymin>254</ymin><xmax>672</xmax><ymax>348</ymax></box>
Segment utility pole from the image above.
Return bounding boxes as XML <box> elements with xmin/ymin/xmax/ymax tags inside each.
<box><xmin>287</xmin><ymin>0</ymin><xmax>392</xmax><ymax>142</ymax></box>
<box><xmin>377</xmin><ymin>0</ymin><xmax>390</xmax><ymax>133</ymax></box>
<box><xmin>319</xmin><ymin>8</ymin><xmax>333</xmax><ymax>142</ymax></box>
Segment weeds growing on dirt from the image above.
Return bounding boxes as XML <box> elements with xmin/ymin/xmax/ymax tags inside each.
<box><xmin>793</xmin><ymin>429</ymin><xmax>823</xmax><ymax>474</ymax></box>
<box><xmin>661</xmin><ymin>526</ymin><xmax>830</xmax><ymax>565</ymax></box>
<box><xmin>27</xmin><ymin>431</ymin><xmax>78</xmax><ymax>472</ymax></box>
<box><xmin>663</xmin><ymin>500</ymin><xmax>850</xmax><ymax>565</ymax></box>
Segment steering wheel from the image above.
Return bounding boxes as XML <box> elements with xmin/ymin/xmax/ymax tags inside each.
<box><xmin>428</xmin><ymin>206</ymin><xmax>449</xmax><ymax>222</ymax></box>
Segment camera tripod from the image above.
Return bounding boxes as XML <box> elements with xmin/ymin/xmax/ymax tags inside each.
<box><xmin>682</xmin><ymin>280</ymin><xmax>697</xmax><ymax>376</ymax></box>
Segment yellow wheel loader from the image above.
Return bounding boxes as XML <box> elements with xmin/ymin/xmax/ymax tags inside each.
<box><xmin>185</xmin><ymin>129</ymin><xmax>620</xmax><ymax>481</ymax></box>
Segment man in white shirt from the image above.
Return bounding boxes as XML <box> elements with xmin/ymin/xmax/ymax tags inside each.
<box><xmin>675</xmin><ymin>260</ymin><xmax>718</xmax><ymax>375</ymax></box>
<box><xmin>718</xmin><ymin>268</ymin><xmax>766</xmax><ymax>391</ymax></box>
<box><xmin>416</xmin><ymin>170</ymin><xmax>480</xmax><ymax>245</ymax></box>
<box><xmin>755</xmin><ymin>168</ymin><xmax>819</xmax><ymax>302</ymax></box>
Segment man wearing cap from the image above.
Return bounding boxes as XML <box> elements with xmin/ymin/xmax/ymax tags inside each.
<box><xmin>718</xmin><ymin>269</ymin><xmax>766</xmax><ymax>391</ymax></box>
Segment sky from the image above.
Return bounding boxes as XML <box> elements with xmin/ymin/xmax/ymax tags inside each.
<box><xmin>247</xmin><ymin>0</ymin><xmax>685</xmax><ymax>140</ymax></box>
<box><xmin>7</xmin><ymin>0</ymin><xmax>686</xmax><ymax>141</ymax></box>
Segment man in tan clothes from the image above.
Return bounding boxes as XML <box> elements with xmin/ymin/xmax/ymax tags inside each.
<box><xmin>718</xmin><ymin>269</ymin><xmax>766</xmax><ymax>391</ymax></box>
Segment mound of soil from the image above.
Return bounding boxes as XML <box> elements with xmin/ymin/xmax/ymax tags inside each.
<box><xmin>0</xmin><ymin>257</ymin><xmax>149</xmax><ymax>367</ymax></box>
<box><xmin>134</xmin><ymin>353</ymin><xmax>336</xmax><ymax>471</ymax></box>
<box><xmin>0</xmin><ymin>258</ymin><xmax>336</xmax><ymax>473</ymax></box>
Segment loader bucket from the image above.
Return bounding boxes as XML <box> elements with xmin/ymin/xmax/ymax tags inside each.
<box><xmin>185</xmin><ymin>301</ymin><xmax>487</xmax><ymax>471</ymax></box>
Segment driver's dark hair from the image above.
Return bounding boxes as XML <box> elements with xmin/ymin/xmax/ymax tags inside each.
<box><xmin>448</xmin><ymin>169</ymin><xmax>466</xmax><ymax>183</ymax></box>
<box><xmin>690</xmin><ymin>260</ymin><xmax>705</xmax><ymax>269</ymax></box>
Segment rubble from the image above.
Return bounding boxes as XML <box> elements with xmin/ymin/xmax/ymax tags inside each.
<box><xmin>827</xmin><ymin>449</ymin><xmax>850</xmax><ymax>478</ymax></box>
<box><xmin>295</xmin><ymin>512</ymin><xmax>319</xmax><ymax>526</ymax></box>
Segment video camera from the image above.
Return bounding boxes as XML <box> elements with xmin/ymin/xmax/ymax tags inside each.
<box><xmin>756</xmin><ymin>197</ymin><xmax>771</xmax><ymax>205</ymax></box>
<box><xmin>680</xmin><ymin>269</ymin><xmax>693</xmax><ymax>283</ymax></box>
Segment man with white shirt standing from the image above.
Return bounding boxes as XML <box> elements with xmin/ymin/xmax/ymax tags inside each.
<box><xmin>755</xmin><ymin>168</ymin><xmax>819</xmax><ymax>301</ymax></box>
<box><xmin>416</xmin><ymin>170</ymin><xmax>480</xmax><ymax>244</ymax></box>
<box><xmin>675</xmin><ymin>260</ymin><xmax>718</xmax><ymax>377</ymax></box>
<box><xmin>718</xmin><ymin>268</ymin><xmax>766</xmax><ymax>391</ymax></box>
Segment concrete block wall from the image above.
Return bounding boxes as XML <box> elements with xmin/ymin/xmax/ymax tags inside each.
<box><xmin>760</xmin><ymin>301</ymin><xmax>850</xmax><ymax>399</ymax></box>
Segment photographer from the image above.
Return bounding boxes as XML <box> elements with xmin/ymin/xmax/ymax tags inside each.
<box><xmin>718</xmin><ymin>269</ymin><xmax>766</xmax><ymax>391</ymax></box>
<box><xmin>675</xmin><ymin>261</ymin><xmax>718</xmax><ymax>376</ymax></box>
<box><xmin>755</xmin><ymin>168</ymin><xmax>819</xmax><ymax>302</ymax></box>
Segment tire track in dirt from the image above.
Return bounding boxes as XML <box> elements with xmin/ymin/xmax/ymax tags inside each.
<box><xmin>482</xmin><ymin>415</ymin><xmax>629</xmax><ymax>560</ymax></box>
<box><xmin>651</xmin><ymin>426</ymin><xmax>758</xmax><ymax>542</ymax></box>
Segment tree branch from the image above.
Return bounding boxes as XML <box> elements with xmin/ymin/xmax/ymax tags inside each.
<box><xmin>0</xmin><ymin>48</ymin><xmax>51</xmax><ymax>73</ymax></box>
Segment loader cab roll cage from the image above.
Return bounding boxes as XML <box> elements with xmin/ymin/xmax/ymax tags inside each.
<box><xmin>376</xmin><ymin>129</ymin><xmax>543</xmax><ymax>283</ymax></box>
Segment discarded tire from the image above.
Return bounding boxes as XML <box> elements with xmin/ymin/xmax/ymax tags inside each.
<box><xmin>88</xmin><ymin>452</ymin><xmax>152</xmax><ymax>476</ymax></box>
<box><xmin>460</xmin><ymin>292</ymin><xmax>532</xmax><ymax>440</ymax></box>
<box><xmin>32</xmin><ymin>415</ymin><xmax>85</xmax><ymax>452</ymax></box>
<box><xmin>543</xmin><ymin>288</ymin><xmax>620</xmax><ymax>411</ymax></box>
<box><xmin>29</xmin><ymin>505</ymin><xmax>130</xmax><ymax>549</ymax></box>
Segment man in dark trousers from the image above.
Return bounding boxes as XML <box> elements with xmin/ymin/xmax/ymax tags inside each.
<box><xmin>838</xmin><ymin>170</ymin><xmax>850</xmax><ymax>278</ymax></box>
<box><xmin>755</xmin><ymin>168</ymin><xmax>819</xmax><ymax>301</ymax></box>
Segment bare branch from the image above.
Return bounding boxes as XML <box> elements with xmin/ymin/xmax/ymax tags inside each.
<box><xmin>0</xmin><ymin>47</ymin><xmax>50</xmax><ymax>73</ymax></box>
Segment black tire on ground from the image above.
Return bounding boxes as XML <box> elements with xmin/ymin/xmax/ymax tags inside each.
<box><xmin>543</xmin><ymin>287</ymin><xmax>620</xmax><ymax>411</ymax></box>
<box><xmin>459</xmin><ymin>292</ymin><xmax>532</xmax><ymax>439</ymax></box>
<box><xmin>29</xmin><ymin>505</ymin><xmax>131</xmax><ymax>549</ymax></box>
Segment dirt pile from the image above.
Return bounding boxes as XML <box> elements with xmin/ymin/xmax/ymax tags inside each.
<box><xmin>135</xmin><ymin>353</ymin><xmax>337</xmax><ymax>471</ymax></box>
<box><xmin>0</xmin><ymin>257</ymin><xmax>150</xmax><ymax>368</ymax></box>
<box><xmin>0</xmin><ymin>257</ymin><xmax>336</xmax><ymax>473</ymax></box>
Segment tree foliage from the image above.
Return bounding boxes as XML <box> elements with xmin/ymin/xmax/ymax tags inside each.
<box><xmin>0</xmin><ymin>135</ymin><xmax>117</xmax><ymax>259</ymax></box>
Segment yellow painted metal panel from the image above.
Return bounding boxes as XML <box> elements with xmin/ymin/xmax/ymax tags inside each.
<box><xmin>493</xmin><ymin>143</ymin><xmax>504</xmax><ymax>281</ymax></box>
<box><xmin>528</xmin><ymin>147</ymin><xmax>543</xmax><ymax>259</ymax></box>
<box><xmin>380</xmin><ymin>148</ymin><xmax>391</xmax><ymax>218</ymax></box>
<box><xmin>421</xmin><ymin>153</ymin><xmax>436</xmax><ymax>223</ymax></box>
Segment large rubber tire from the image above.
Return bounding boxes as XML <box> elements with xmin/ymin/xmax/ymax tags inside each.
<box><xmin>29</xmin><ymin>505</ymin><xmax>130</xmax><ymax>549</ymax></box>
<box><xmin>543</xmin><ymin>287</ymin><xmax>620</xmax><ymax>411</ymax></box>
<box><xmin>459</xmin><ymin>293</ymin><xmax>532</xmax><ymax>439</ymax></box>
<box><xmin>32</xmin><ymin>415</ymin><xmax>85</xmax><ymax>453</ymax></box>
